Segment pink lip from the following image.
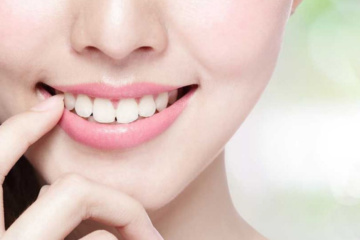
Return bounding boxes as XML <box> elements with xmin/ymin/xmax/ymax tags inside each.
<box><xmin>39</xmin><ymin>83</ymin><xmax>197</xmax><ymax>150</ymax></box>
<box><xmin>52</xmin><ymin>82</ymin><xmax>182</xmax><ymax>99</ymax></box>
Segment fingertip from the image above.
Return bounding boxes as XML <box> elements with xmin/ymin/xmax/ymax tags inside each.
<box><xmin>31</xmin><ymin>94</ymin><xmax>65</xmax><ymax>112</ymax></box>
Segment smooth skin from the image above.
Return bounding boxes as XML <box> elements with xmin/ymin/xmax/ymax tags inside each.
<box><xmin>0</xmin><ymin>0</ymin><xmax>303</xmax><ymax>239</ymax></box>
<box><xmin>0</xmin><ymin>95</ymin><xmax>163</xmax><ymax>240</ymax></box>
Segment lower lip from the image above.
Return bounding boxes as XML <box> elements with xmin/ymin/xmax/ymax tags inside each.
<box><xmin>57</xmin><ymin>87</ymin><xmax>197</xmax><ymax>150</ymax></box>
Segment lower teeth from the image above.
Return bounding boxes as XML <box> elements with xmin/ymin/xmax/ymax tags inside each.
<box><xmin>71</xmin><ymin>109</ymin><xmax>159</xmax><ymax>124</ymax></box>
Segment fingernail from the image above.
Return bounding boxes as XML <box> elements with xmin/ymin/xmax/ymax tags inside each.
<box><xmin>31</xmin><ymin>95</ymin><xmax>64</xmax><ymax>112</ymax></box>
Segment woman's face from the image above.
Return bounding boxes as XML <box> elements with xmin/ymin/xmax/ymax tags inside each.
<box><xmin>0</xmin><ymin>0</ymin><xmax>294</xmax><ymax>210</ymax></box>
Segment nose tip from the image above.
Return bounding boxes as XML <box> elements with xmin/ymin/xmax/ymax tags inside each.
<box><xmin>70</xmin><ymin>0</ymin><xmax>167</xmax><ymax>62</ymax></box>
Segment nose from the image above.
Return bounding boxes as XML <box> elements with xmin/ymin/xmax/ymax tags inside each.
<box><xmin>70</xmin><ymin>0</ymin><xmax>167</xmax><ymax>62</ymax></box>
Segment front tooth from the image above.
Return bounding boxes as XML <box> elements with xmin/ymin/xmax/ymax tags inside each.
<box><xmin>64</xmin><ymin>93</ymin><xmax>76</xmax><ymax>111</ymax></box>
<box><xmin>93</xmin><ymin>98</ymin><xmax>115</xmax><ymax>123</ymax></box>
<box><xmin>155</xmin><ymin>92</ymin><xmax>169</xmax><ymax>112</ymax></box>
<box><xmin>75</xmin><ymin>94</ymin><xmax>92</xmax><ymax>118</ymax></box>
<box><xmin>116</xmin><ymin>98</ymin><xmax>139</xmax><ymax>124</ymax></box>
<box><xmin>168</xmin><ymin>89</ymin><xmax>178</xmax><ymax>105</ymax></box>
<box><xmin>138</xmin><ymin>95</ymin><xmax>156</xmax><ymax>117</ymax></box>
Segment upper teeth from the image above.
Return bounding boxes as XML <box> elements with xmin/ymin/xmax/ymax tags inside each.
<box><xmin>64</xmin><ymin>90</ymin><xmax>176</xmax><ymax>124</ymax></box>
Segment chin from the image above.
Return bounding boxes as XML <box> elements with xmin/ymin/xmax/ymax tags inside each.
<box><xmin>24</xmin><ymin>130</ymin><xmax>196</xmax><ymax>212</ymax></box>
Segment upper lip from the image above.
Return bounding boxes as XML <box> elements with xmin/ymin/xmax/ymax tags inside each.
<box><xmin>51</xmin><ymin>82</ymin><xmax>187</xmax><ymax>99</ymax></box>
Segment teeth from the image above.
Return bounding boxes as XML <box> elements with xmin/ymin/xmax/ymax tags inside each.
<box><xmin>155</xmin><ymin>92</ymin><xmax>169</xmax><ymax>112</ymax></box>
<box><xmin>116</xmin><ymin>98</ymin><xmax>139</xmax><ymax>124</ymax></box>
<box><xmin>64</xmin><ymin>93</ymin><xmax>76</xmax><ymax>111</ymax></box>
<box><xmin>93</xmin><ymin>98</ymin><xmax>116</xmax><ymax>123</ymax></box>
<box><xmin>168</xmin><ymin>89</ymin><xmax>178</xmax><ymax>105</ymax></box>
<box><xmin>138</xmin><ymin>95</ymin><xmax>156</xmax><ymax>117</ymax></box>
<box><xmin>75</xmin><ymin>94</ymin><xmax>93</xmax><ymax>118</ymax></box>
<box><xmin>64</xmin><ymin>88</ymin><xmax>183</xmax><ymax>123</ymax></box>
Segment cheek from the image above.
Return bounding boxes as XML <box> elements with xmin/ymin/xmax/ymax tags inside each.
<box><xmin>0</xmin><ymin>1</ymin><xmax>67</xmax><ymax>119</ymax></box>
<box><xmin>168</xmin><ymin>0</ymin><xmax>291</xmax><ymax>78</ymax></box>
<box><xmin>0</xmin><ymin>1</ymin><xmax>63</xmax><ymax>67</ymax></box>
<box><xmin>1</xmin><ymin>1</ymin><xmax>41</xmax><ymax>56</ymax></box>
<box><xmin>163</xmin><ymin>1</ymin><xmax>293</xmax><ymax>173</ymax></box>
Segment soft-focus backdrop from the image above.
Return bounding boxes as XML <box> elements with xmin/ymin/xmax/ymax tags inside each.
<box><xmin>226</xmin><ymin>0</ymin><xmax>360</xmax><ymax>239</ymax></box>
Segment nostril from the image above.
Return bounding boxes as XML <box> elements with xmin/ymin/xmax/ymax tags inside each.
<box><xmin>139</xmin><ymin>46</ymin><xmax>153</xmax><ymax>52</ymax></box>
<box><xmin>85</xmin><ymin>46</ymin><xmax>99</xmax><ymax>53</ymax></box>
<box><xmin>81</xmin><ymin>46</ymin><xmax>103</xmax><ymax>58</ymax></box>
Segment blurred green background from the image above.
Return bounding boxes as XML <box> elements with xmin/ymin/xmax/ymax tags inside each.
<box><xmin>226</xmin><ymin>0</ymin><xmax>360</xmax><ymax>239</ymax></box>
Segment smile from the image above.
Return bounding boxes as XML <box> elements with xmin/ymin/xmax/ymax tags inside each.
<box><xmin>36</xmin><ymin>82</ymin><xmax>198</xmax><ymax>150</ymax></box>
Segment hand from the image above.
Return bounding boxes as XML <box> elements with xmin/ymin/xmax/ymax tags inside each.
<box><xmin>0</xmin><ymin>95</ymin><xmax>163</xmax><ymax>240</ymax></box>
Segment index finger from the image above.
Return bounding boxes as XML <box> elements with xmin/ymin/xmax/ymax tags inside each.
<box><xmin>2</xmin><ymin>174</ymin><xmax>163</xmax><ymax>240</ymax></box>
<box><xmin>0</xmin><ymin>95</ymin><xmax>64</xmax><ymax>235</ymax></box>
<box><xmin>0</xmin><ymin>95</ymin><xmax>64</xmax><ymax>183</ymax></box>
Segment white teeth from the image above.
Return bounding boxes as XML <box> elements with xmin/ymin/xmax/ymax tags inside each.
<box><xmin>138</xmin><ymin>95</ymin><xmax>156</xmax><ymax>117</ymax></box>
<box><xmin>75</xmin><ymin>94</ymin><xmax>93</xmax><ymax>118</ymax></box>
<box><xmin>64</xmin><ymin>93</ymin><xmax>76</xmax><ymax>111</ymax></box>
<box><xmin>168</xmin><ymin>89</ymin><xmax>178</xmax><ymax>105</ymax></box>
<box><xmin>93</xmin><ymin>98</ymin><xmax>116</xmax><ymax>123</ymax></box>
<box><xmin>67</xmin><ymin>89</ymin><xmax>179</xmax><ymax>123</ymax></box>
<box><xmin>116</xmin><ymin>98</ymin><xmax>139</xmax><ymax>124</ymax></box>
<box><xmin>155</xmin><ymin>92</ymin><xmax>169</xmax><ymax>112</ymax></box>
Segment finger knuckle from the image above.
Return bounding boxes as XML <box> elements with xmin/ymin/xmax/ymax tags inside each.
<box><xmin>38</xmin><ymin>184</ymin><xmax>50</xmax><ymax>194</ymax></box>
<box><xmin>39</xmin><ymin>184</ymin><xmax>50</xmax><ymax>191</ymax></box>
<box><xmin>0</xmin><ymin>115</ymin><xmax>16</xmax><ymax>127</ymax></box>
<box><xmin>134</xmin><ymin>201</ymin><xmax>146</xmax><ymax>215</ymax></box>
<box><xmin>130</xmin><ymin>201</ymin><xmax>149</xmax><ymax>225</ymax></box>
<box><xmin>53</xmin><ymin>173</ymin><xmax>89</xmax><ymax>200</ymax></box>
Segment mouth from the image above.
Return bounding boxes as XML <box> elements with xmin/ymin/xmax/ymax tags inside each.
<box><xmin>36</xmin><ymin>82</ymin><xmax>198</xmax><ymax>149</ymax></box>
